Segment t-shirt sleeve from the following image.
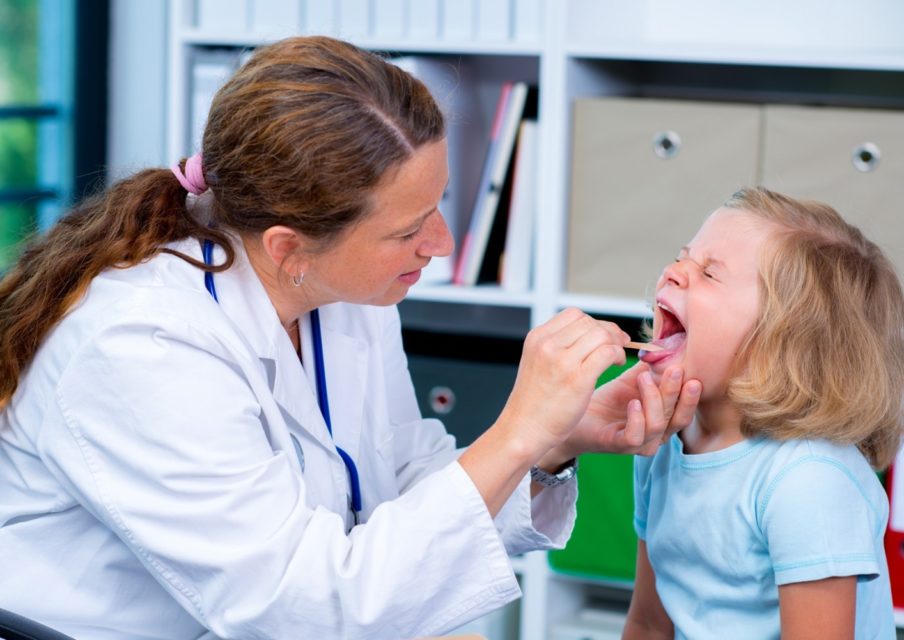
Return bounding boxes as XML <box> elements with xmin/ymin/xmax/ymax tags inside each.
<box><xmin>633</xmin><ymin>454</ymin><xmax>654</xmax><ymax>541</ymax></box>
<box><xmin>760</xmin><ymin>457</ymin><xmax>884</xmax><ymax>586</ymax></box>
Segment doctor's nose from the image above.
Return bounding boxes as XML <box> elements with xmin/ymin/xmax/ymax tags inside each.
<box><xmin>418</xmin><ymin>210</ymin><xmax>454</xmax><ymax>258</ymax></box>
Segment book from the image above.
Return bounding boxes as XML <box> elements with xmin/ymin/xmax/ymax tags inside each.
<box><xmin>338</xmin><ymin>0</ymin><xmax>369</xmax><ymax>38</ymax></box>
<box><xmin>513</xmin><ymin>0</ymin><xmax>542</xmax><ymax>43</ymax></box>
<box><xmin>500</xmin><ymin>119</ymin><xmax>538</xmax><ymax>292</ymax></box>
<box><xmin>407</xmin><ymin>0</ymin><xmax>440</xmax><ymax>39</ymax></box>
<box><xmin>442</xmin><ymin>0</ymin><xmax>475</xmax><ymax>40</ymax></box>
<box><xmin>196</xmin><ymin>0</ymin><xmax>247</xmax><ymax>33</ymax></box>
<box><xmin>249</xmin><ymin>0</ymin><xmax>301</xmax><ymax>38</ymax></box>
<box><xmin>372</xmin><ymin>0</ymin><xmax>405</xmax><ymax>38</ymax></box>
<box><xmin>390</xmin><ymin>56</ymin><xmax>483</xmax><ymax>284</ymax></box>
<box><xmin>306</xmin><ymin>0</ymin><xmax>336</xmax><ymax>34</ymax></box>
<box><xmin>476</xmin><ymin>0</ymin><xmax>511</xmax><ymax>42</ymax></box>
<box><xmin>454</xmin><ymin>82</ymin><xmax>533</xmax><ymax>286</ymax></box>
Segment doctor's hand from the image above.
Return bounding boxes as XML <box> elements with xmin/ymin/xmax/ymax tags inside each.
<box><xmin>498</xmin><ymin>307</ymin><xmax>632</xmax><ymax>458</ymax></box>
<box><xmin>538</xmin><ymin>363</ymin><xmax>702</xmax><ymax>467</ymax></box>
<box><xmin>460</xmin><ymin>308</ymin><xmax>634</xmax><ymax>516</ymax></box>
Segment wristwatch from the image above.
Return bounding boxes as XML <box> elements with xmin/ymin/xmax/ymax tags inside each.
<box><xmin>530</xmin><ymin>458</ymin><xmax>578</xmax><ymax>487</ymax></box>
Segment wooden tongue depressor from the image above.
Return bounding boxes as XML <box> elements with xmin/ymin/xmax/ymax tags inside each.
<box><xmin>624</xmin><ymin>341</ymin><xmax>664</xmax><ymax>352</ymax></box>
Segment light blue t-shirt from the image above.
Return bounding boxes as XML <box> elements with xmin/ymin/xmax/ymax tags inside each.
<box><xmin>634</xmin><ymin>435</ymin><xmax>894</xmax><ymax>639</ymax></box>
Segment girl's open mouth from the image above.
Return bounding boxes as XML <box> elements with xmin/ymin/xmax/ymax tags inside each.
<box><xmin>640</xmin><ymin>302</ymin><xmax>687</xmax><ymax>365</ymax></box>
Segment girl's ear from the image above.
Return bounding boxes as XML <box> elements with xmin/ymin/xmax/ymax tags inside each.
<box><xmin>260</xmin><ymin>225</ymin><xmax>310</xmax><ymax>277</ymax></box>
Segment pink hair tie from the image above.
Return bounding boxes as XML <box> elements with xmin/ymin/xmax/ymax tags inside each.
<box><xmin>171</xmin><ymin>153</ymin><xmax>208</xmax><ymax>195</ymax></box>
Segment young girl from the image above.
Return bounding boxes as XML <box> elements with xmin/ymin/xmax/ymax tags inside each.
<box><xmin>624</xmin><ymin>187</ymin><xmax>904</xmax><ymax>639</ymax></box>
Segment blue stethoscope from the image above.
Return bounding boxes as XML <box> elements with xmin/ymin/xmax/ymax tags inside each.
<box><xmin>202</xmin><ymin>239</ymin><xmax>362</xmax><ymax>524</ymax></box>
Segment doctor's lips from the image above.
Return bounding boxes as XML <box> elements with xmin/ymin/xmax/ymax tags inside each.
<box><xmin>638</xmin><ymin>301</ymin><xmax>687</xmax><ymax>364</ymax></box>
<box><xmin>398</xmin><ymin>268</ymin><xmax>422</xmax><ymax>285</ymax></box>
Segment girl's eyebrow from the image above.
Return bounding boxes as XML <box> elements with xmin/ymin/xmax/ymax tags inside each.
<box><xmin>679</xmin><ymin>247</ymin><xmax>727</xmax><ymax>271</ymax></box>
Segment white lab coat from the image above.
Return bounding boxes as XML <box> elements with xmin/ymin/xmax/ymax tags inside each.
<box><xmin>0</xmin><ymin>237</ymin><xmax>577</xmax><ymax>640</ymax></box>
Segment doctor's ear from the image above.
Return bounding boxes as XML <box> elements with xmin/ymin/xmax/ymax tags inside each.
<box><xmin>260</xmin><ymin>225</ymin><xmax>310</xmax><ymax>278</ymax></box>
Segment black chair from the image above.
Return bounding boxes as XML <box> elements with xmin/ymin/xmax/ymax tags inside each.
<box><xmin>0</xmin><ymin>609</ymin><xmax>75</xmax><ymax>640</ymax></box>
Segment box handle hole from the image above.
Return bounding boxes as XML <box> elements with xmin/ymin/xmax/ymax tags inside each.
<box><xmin>852</xmin><ymin>142</ymin><xmax>880</xmax><ymax>173</ymax></box>
<box><xmin>652</xmin><ymin>130</ymin><xmax>682</xmax><ymax>160</ymax></box>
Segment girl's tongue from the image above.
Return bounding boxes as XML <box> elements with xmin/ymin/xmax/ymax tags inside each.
<box><xmin>639</xmin><ymin>331</ymin><xmax>687</xmax><ymax>364</ymax></box>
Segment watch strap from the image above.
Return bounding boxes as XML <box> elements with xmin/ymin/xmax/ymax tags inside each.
<box><xmin>530</xmin><ymin>458</ymin><xmax>578</xmax><ymax>487</ymax></box>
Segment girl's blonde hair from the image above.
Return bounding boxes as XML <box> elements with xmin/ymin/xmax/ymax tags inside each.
<box><xmin>727</xmin><ymin>186</ymin><xmax>904</xmax><ymax>469</ymax></box>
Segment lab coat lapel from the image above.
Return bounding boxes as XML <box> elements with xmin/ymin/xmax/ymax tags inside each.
<box><xmin>208</xmin><ymin>239</ymin><xmax>337</xmax><ymax>455</ymax></box>
<box><xmin>315</xmin><ymin>309</ymin><xmax>368</xmax><ymax>464</ymax></box>
<box><xmin>268</xmin><ymin>346</ymin><xmax>337</xmax><ymax>454</ymax></box>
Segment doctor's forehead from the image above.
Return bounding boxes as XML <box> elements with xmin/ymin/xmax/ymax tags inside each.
<box><xmin>366</xmin><ymin>142</ymin><xmax>448</xmax><ymax>221</ymax></box>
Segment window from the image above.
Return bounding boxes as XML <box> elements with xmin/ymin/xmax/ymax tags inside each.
<box><xmin>0</xmin><ymin>0</ymin><xmax>107</xmax><ymax>271</ymax></box>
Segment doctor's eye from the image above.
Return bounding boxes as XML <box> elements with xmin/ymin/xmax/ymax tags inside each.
<box><xmin>398</xmin><ymin>226</ymin><xmax>422</xmax><ymax>241</ymax></box>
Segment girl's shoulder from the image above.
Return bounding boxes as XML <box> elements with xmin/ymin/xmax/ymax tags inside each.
<box><xmin>760</xmin><ymin>437</ymin><xmax>873</xmax><ymax>476</ymax></box>
<box><xmin>755</xmin><ymin>438</ymin><xmax>886</xmax><ymax>519</ymax></box>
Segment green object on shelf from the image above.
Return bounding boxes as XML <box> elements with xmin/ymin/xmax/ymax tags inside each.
<box><xmin>548</xmin><ymin>356</ymin><xmax>639</xmax><ymax>583</ymax></box>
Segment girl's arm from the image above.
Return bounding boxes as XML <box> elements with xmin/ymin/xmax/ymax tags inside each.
<box><xmin>778</xmin><ymin>576</ymin><xmax>856</xmax><ymax>640</ymax></box>
<box><xmin>623</xmin><ymin>540</ymin><xmax>673</xmax><ymax>640</ymax></box>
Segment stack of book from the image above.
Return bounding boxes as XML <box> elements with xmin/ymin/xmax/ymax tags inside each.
<box><xmin>453</xmin><ymin>81</ymin><xmax>539</xmax><ymax>291</ymax></box>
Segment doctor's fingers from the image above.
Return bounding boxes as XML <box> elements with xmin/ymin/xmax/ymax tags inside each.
<box><xmin>631</xmin><ymin>369</ymin><xmax>675</xmax><ymax>453</ymax></box>
<box><xmin>663</xmin><ymin>378</ymin><xmax>702</xmax><ymax>440</ymax></box>
<box><xmin>530</xmin><ymin>315</ymin><xmax>629</xmax><ymax>359</ymax></box>
<box><xmin>653</xmin><ymin>366</ymin><xmax>684</xmax><ymax>430</ymax></box>
<box><xmin>529</xmin><ymin>307</ymin><xmax>586</xmax><ymax>337</ymax></box>
<box><xmin>525</xmin><ymin>325</ymin><xmax>626</xmax><ymax>385</ymax></box>
<box><xmin>613</xmin><ymin>399</ymin><xmax>647</xmax><ymax>451</ymax></box>
<box><xmin>638</xmin><ymin>366</ymin><xmax>702</xmax><ymax>443</ymax></box>
<box><xmin>575</xmin><ymin>330</ymin><xmax>628</xmax><ymax>378</ymax></box>
<box><xmin>530</xmin><ymin>308</ymin><xmax>629</xmax><ymax>347</ymax></box>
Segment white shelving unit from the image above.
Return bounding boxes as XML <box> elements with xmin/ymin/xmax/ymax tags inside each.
<box><xmin>165</xmin><ymin>1</ymin><xmax>904</xmax><ymax>637</ymax></box>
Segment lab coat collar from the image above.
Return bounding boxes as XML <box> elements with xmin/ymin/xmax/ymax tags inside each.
<box><xmin>186</xmin><ymin>236</ymin><xmax>368</xmax><ymax>464</ymax></box>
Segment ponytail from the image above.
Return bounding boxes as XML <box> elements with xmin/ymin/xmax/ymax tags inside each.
<box><xmin>0</xmin><ymin>165</ymin><xmax>234</xmax><ymax>408</ymax></box>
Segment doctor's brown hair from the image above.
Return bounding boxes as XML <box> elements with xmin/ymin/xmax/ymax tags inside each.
<box><xmin>726</xmin><ymin>187</ymin><xmax>904</xmax><ymax>469</ymax></box>
<box><xmin>0</xmin><ymin>35</ymin><xmax>445</xmax><ymax>409</ymax></box>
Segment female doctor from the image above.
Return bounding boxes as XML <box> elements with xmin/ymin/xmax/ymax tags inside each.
<box><xmin>0</xmin><ymin>36</ymin><xmax>700</xmax><ymax>639</ymax></box>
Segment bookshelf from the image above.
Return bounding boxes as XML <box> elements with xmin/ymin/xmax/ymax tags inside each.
<box><xmin>162</xmin><ymin>1</ymin><xmax>904</xmax><ymax>637</ymax></box>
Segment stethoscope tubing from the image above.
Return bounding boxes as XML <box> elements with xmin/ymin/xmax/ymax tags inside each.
<box><xmin>202</xmin><ymin>239</ymin><xmax>362</xmax><ymax>522</ymax></box>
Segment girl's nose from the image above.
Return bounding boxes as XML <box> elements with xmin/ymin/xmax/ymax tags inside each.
<box><xmin>661</xmin><ymin>259</ymin><xmax>690</xmax><ymax>288</ymax></box>
<box><xmin>419</xmin><ymin>210</ymin><xmax>454</xmax><ymax>258</ymax></box>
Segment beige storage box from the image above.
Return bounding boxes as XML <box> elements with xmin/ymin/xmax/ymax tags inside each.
<box><xmin>762</xmin><ymin>104</ymin><xmax>904</xmax><ymax>279</ymax></box>
<box><xmin>567</xmin><ymin>97</ymin><xmax>761</xmax><ymax>299</ymax></box>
